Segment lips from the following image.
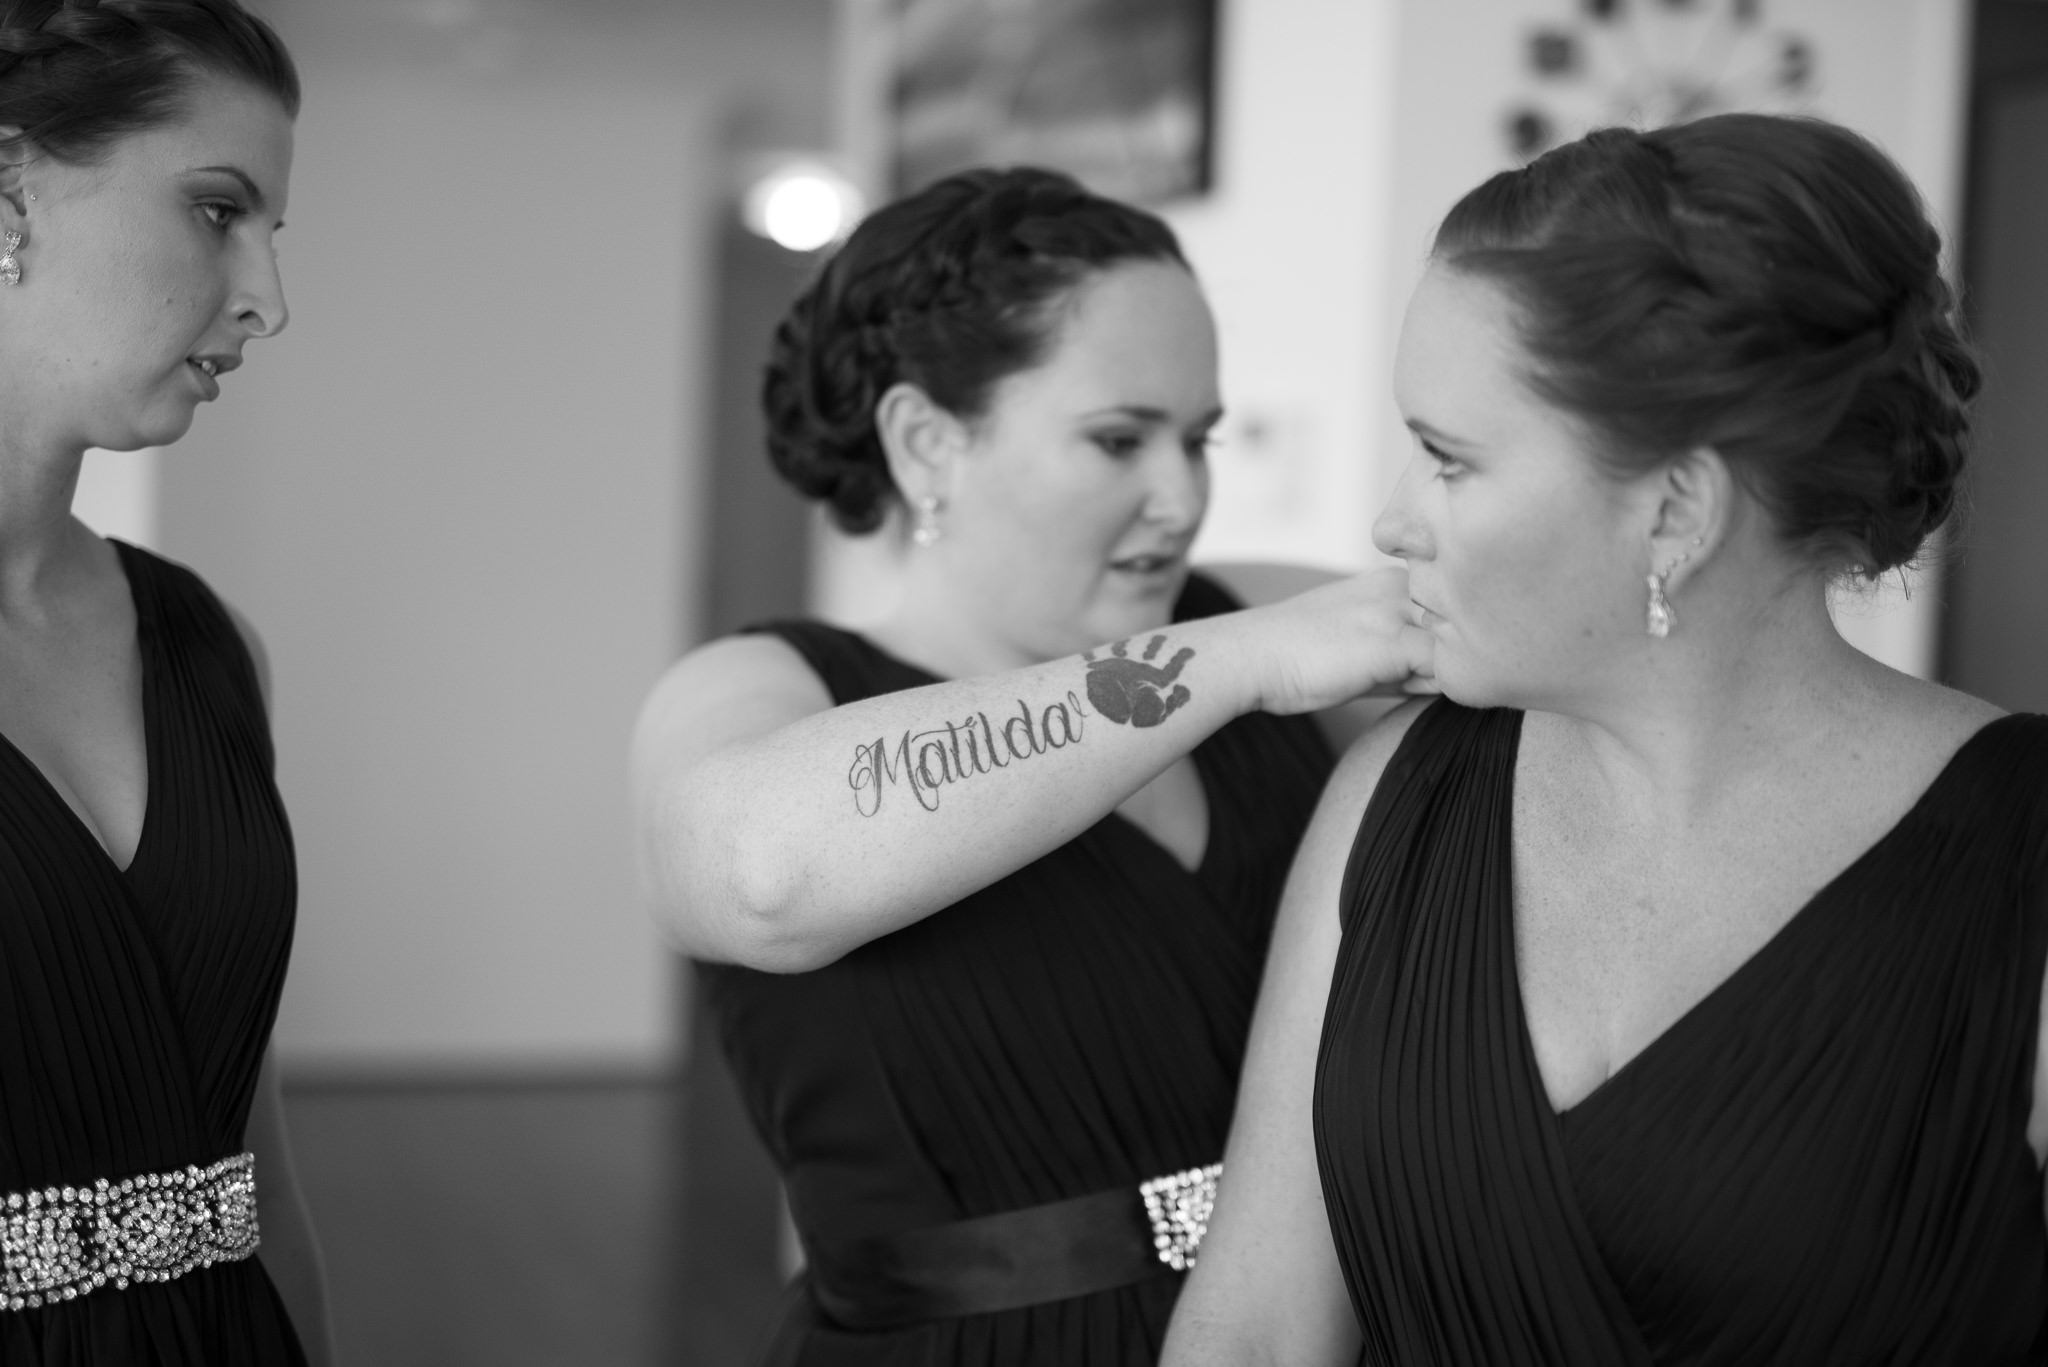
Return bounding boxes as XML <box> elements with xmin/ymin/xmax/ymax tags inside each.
<box><xmin>1109</xmin><ymin>552</ymin><xmax>1183</xmax><ymax>575</ymax></box>
<box><xmin>186</xmin><ymin>353</ymin><xmax>239</xmax><ymax>399</ymax></box>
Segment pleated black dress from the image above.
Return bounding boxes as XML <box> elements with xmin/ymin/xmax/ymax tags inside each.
<box><xmin>702</xmin><ymin>573</ymin><xmax>1333</xmax><ymax>1366</ymax></box>
<box><xmin>0</xmin><ymin>542</ymin><xmax>304</xmax><ymax>1365</ymax></box>
<box><xmin>1316</xmin><ymin>700</ymin><xmax>2048</xmax><ymax>1365</ymax></box>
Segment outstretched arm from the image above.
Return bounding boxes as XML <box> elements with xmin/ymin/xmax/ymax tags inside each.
<box><xmin>1162</xmin><ymin>701</ymin><xmax>1427</xmax><ymax>1367</ymax></box>
<box><xmin>631</xmin><ymin>570</ymin><xmax>1433</xmax><ymax>973</ymax></box>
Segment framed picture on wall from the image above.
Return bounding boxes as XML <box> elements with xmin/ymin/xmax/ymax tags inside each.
<box><xmin>840</xmin><ymin>0</ymin><xmax>1221</xmax><ymax>207</ymax></box>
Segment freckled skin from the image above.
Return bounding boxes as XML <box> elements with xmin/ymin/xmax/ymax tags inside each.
<box><xmin>0</xmin><ymin>75</ymin><xmax>294</xmax><ymax>460</ymax></box>
<box><xmin>880</xmin><ymin>261</ymin><xmax>1221</xmax><ymax>676</ymax></box>
<box><xmin>1374</xmin><ymin>267</ymin><xmax>1657</xmax><ymax>713</ymax></box>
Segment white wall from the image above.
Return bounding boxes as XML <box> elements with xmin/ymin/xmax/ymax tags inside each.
<box><xmin>1165</xmin><ymin>0</ymin><xmax>1404</xmax><ymax>572</ymax></box>
<box><xmin>158</xmin><ymin>0</ymin><xmax>830</xmax><ymax>1074</ymax></box>
<box><xmin>73</xmin><ymin>448</ymin><xmax>162</xmax><ymax>549</ymax></box>
<box><xmin>1169</xmin><ymin>0</ymin><xmax>1971</xmax><ymax>676</ymax></box>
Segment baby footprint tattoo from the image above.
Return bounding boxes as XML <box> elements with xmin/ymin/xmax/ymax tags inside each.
<box><xmin>1083</xmin><ymin>635</ymin><xmax>1195</xmax><ymax>727</ymax></box>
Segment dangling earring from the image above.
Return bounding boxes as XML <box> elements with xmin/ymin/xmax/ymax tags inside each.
<box><xmin>911</xmin><ymin>494</ymin><xmax>944</xmax><ymax>548</ymax></box>
<box><xmin>1645</xmin><ymin>568</ymin><xmax>1676</xmax><ymax>638</ymax></box>
<box><xmin>0</xmin><ymin>231</ymin><xmax>22</xmax><ymax>287</ymax></box>
<box><xmin>1644</xmin><ymin>536</ymin><xmax>1703</xmax><ymax>639</ymax></box>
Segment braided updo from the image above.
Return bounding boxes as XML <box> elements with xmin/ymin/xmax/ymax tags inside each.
<box><xmin>0</xmin><ymin>0</ymin><xmax>298</xmax><ymax>165</ymax></box>
<box><xmin>762</xmin><ymin>166</ymin><xmax>1188</xmax><ymax>533</ymax></box>
<box><xmin>1435</xmin><ymin>113</ymin><xmax>1979</xmax><ymax>579</ymax></box>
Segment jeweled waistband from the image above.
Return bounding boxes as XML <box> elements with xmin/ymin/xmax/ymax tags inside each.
<box><xmin>1</xmin><ymin>1152</ymin><xmax>261</xmax><ymax>1311</ymax></box>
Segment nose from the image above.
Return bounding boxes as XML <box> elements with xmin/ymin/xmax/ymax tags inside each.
<box><xmin>1371</xmin><ymin>455</ymin><xmax>1434</xmax><ymax>562</ymax></box>
<box><xmin>1141</xmin><ymin>437</ymin><xmax>1209</xmax><ymax>534</ymax></box>
<box><xmin>233</xmin><ymin>242</ymin><xmax>289</xmax><ymax>339</ymax></box>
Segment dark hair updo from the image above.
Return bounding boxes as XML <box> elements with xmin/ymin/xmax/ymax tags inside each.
<box><xmin>763</xmin><ymin>165</ymin><xmax>1189</xmax><ymax>533</ymax></box>
<box><xmin>0</xmin><ymin>0</ymin><xmax>299</xmax><ymax>166</ymax></box>
<box><xmin>1435</xmin><ymin>113</ymin><xmax>1980</xmax><ymax>579</ymax></box>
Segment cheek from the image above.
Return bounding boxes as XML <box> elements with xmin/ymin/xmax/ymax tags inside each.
<box><xmin>1442</xmin><ymin>480</ymin><xmax>1631</xmax><ymax>646</ymax></box>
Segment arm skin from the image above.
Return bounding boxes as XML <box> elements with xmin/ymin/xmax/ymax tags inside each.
<box><xmin>223</xmin><ymin>603</ymin><xmax>335</xmax><ymax>1367</ymax></box>
<box><xmin>630</xmin><ymin>569</ymin><xmax>1434</xmax><ymax>974</ymax></box>
<box><xmin>245</xmin><ymin>1048</ymin><xmax>335</xmax><ymax>1367</ymax></box>
<box><xmin>1201</xmin><ymin>562</ymin><xmax>1413</xmax><ymax>752</ymax></box>
<box><xmin>1161</xmin><ymin>701</ymin><xmax>1428</xmax><ymax>1367</ymax></box>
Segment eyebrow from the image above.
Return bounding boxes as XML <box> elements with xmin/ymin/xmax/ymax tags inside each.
<box><xmin>1405</xmin><ymin>417</ymin><xmax>1470</xmax><ymax>447</ymax></box>
<box><xmin>1080</xmin><ymin>404</ymin><xmax>1226</xmax><ymax>427</ymax></box>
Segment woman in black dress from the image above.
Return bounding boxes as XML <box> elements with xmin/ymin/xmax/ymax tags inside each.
<box><xmin>631</xmin><ymin>168</ymin><xmax>1434</xmax><ymax>1364</ymax></box>
<box><xmin>0</xmin><ymin>4</ymin><xmax>327</xmax><ymax>1363</ymax></box>
<box><xmin>1165</xmin><ymin>115</ymin><xmax>2048</xmax><ymax>1365</ymax></box>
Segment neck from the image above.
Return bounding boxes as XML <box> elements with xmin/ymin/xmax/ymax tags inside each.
<box><xmin>1543</xmin><ymin>569</ymin><xmax>1887</xmax><ymax>817</ymax></box>
<box><xmin>0</xmin><ymin>427</ymin><xmax>94</xmax><ymax>609</ymax></box>
<box><xmin>870</xmin><ymin>548</ymin><xmax>1047</xmax><ymax>680</ymax></box>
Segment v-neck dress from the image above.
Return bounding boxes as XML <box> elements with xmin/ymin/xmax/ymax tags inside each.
<box><xmin>0</xmin><ymin>542</ymin><xmax>304</xmax><ymax>1366</ymax></box>
<box><xmin>705</xmin><ymin>572</ymin><xmax>1334</xmax><ymax>1366</ymax></box>
<box><xmin>1315</xmin><ymin>699</ymin><xmax>2048</xmax><ymax>1365</ymax></box>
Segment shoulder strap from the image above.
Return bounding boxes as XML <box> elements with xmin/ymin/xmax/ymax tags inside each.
<box><xmin>740</xmin><ymin>619</ymin><xmax>919</xmax><ymax>707</ymax></box>
<box><xmin>1335</xmin><ymin>700</ymin><xmax>1518</xmax><ymax>937</ymax></box>
<box><xmin>112</xmin><ymin>541</ymin><xmax>270</xmax><ymax>751</ymax></box>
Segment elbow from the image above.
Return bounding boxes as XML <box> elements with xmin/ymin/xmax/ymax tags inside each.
<box><xmin>712</xmin><ymin>855</ymin><xmax>848</xmax><ymax>974</ymax></box>
<box><xmin>642</xmin><ymin>788</ymin><xmax>842</xmax><ymax>975</ymax></box>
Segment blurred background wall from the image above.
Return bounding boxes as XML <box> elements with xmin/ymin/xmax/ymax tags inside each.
<box><xmin>65</xmin><ymin>0</ymin><xmax>2045</xmax><ymax>1363</ymax></box>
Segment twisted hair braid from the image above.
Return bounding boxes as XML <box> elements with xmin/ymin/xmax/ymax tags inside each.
<box><xmin>762</xmin><ymin>166</ymin><xmax>1188</xmax><ymax>533</ymax></box>
<box><xmin>0</xmin><ymin>0</ymin><xmax>297</xmax><ymax>166</ymax></box>
<box><xmin>1436</xmin><ymin>114</ymin><xmax>1980</xmax><ymax>579</ymax></box>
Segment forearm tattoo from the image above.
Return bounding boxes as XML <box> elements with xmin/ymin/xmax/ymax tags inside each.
<box><xmin>845</xmin><ymin>635</ymin><xmax>1197</xmax><ymax>817</ymax></box>
<box><xmin>1083</xmin><ymin>635</ymin><xmax>1195</xmax><ymax>726</ymax></box>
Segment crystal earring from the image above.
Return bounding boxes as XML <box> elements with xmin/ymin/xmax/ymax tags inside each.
<box><xmin>0</xmin><ymin>231</ymin><xmax>22</xmax><ymax>287</ymax></box>
<box><xmin>1645</xmin><ymin>569</ymin><xmax>1675</xmax><ymax>638</ymax></box>
<box><xmin>1644</xmin><ymin>537</ymin><xmax>1702</xmax><ymax>639</ymax></box>
<box><xmin>911</xmin><ymin>495</ymin><xmax>944</xmax><ymax>549</ymax></box>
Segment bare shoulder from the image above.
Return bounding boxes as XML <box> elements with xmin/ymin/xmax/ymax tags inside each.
<box><xmin>1333</xmin><ymin>697</ymin><xmax>1432</xmax><ymax>791</ymax></box>
<box><xmin>1872</xmin><ymin>671</ymin><xmax>2007</xmax><ymax>764</ymax></box>
<box><xmin>1196</xmin><ymin>560</ymin><xmax>1346</xmax><ymax>609</ymax></box>
<box><xmin>632</xmin><ymin>633</ymin><xmax>833</xmax><ymax>768</ymax></box>
<box><xmin>1310</xmin><ymin>698</ymin><xmax>1434</xmax><ymax>835</ymax></box>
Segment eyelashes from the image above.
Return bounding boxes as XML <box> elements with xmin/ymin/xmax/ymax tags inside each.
<box><xmin>198</xmin><ymin>201</ymin><xmax>246</xmax><ymax>233</ymax></box>
<box><xmin>1419</xmin><ymin>435</ymin><xmax>1467</xmax><ymax>481</ymax></box>
<box><xmin>1089</xmin><ymin>430</ymin><xmax>1217</xmax><ymax>460</ymax></box>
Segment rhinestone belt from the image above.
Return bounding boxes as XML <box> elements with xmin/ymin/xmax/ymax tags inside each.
<box><xmin>1139</xmin><ymin>1162</ymin><xmax>1222</xmax><ymax>1271</ymax></box>
<box><xmin>1</xmin><ymin>1153</ymin><xmax>261</xmax><ymax>1311</ymax></box>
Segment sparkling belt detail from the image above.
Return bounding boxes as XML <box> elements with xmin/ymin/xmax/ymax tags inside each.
<box><xmin>809</xmin><ymin>1159</ymin><xmax>1223</xmax><ymax>1329</ymax></box>
<box><xmin>1</xmin><ymin>1153</ymin><xmax>261</xmax><ymax>1311</ymax></box>
<box><xmin>1139</xmin><ymin>1162</ymin><xmax>1222</xmax><ymax>1271</ymax></box>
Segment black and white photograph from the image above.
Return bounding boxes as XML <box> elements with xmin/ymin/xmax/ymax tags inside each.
<box><xmin>0</xmin><ymin>1</ymin><xmax>2043</xmax><ymax>1365</ymax></box>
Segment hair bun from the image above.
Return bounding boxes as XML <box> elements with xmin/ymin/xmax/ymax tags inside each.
<box><xmin>759</xmin><ymin>166</ymin><xmax>1186</xmax><ymax>534</ymax></box>
<box><xmin>1434</xmin><ymin>113</ymin><xmax>1980</xmax><ymax>580</ymax></box>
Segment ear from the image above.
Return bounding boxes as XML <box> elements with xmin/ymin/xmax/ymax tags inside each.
<box><xmin>873</xmin><ymin>381</ymin><xmax>969</xmax><ymax>508</ymax></box>
<box><xmin>1647</xmin><ymin>445</ymin><xmax>1736</xmax><ymax>592</ymax></box>
<box><xmin>0</xmin><ymin>130</ymin><xmax>31</xmax><ymax>224</ymax></box>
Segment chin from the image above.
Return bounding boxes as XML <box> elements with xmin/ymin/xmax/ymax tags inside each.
<box><xmin>95</xmin><ymin>414</ymin><xmax>196</xmax><ymax>452</ymax></box>
<box><xmin>1427</xmin><ymin>653</ymin><xmax>1516</xmax><ymax>712</ymax></box>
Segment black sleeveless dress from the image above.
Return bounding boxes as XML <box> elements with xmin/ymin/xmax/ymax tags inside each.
<box><xmin>0</xmin><ymin>543</ymin><xmax>304</xmax><ymax>1366</ymax></box>
<box><xmin>702</xmin><ymin>573</ymin><xmax>1333</xmax><ymax>1366</ymax></box>
<box><xmin>1315</xmin><ymin>700</ymin><xmax>2048</xmax><ymax>1364</ymax></box>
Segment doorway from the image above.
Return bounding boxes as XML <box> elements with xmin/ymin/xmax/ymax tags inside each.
<box><xmin>1945</xmin><ymin>0</ymin><xmax>2048</xmax><ymax>708</ymax></box>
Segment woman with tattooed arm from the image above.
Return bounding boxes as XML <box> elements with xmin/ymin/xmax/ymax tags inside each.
<box><xmin>629</xmin><ymin>168</ymin><xmax>1430</xmax><ymax>1366</ymax></box>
